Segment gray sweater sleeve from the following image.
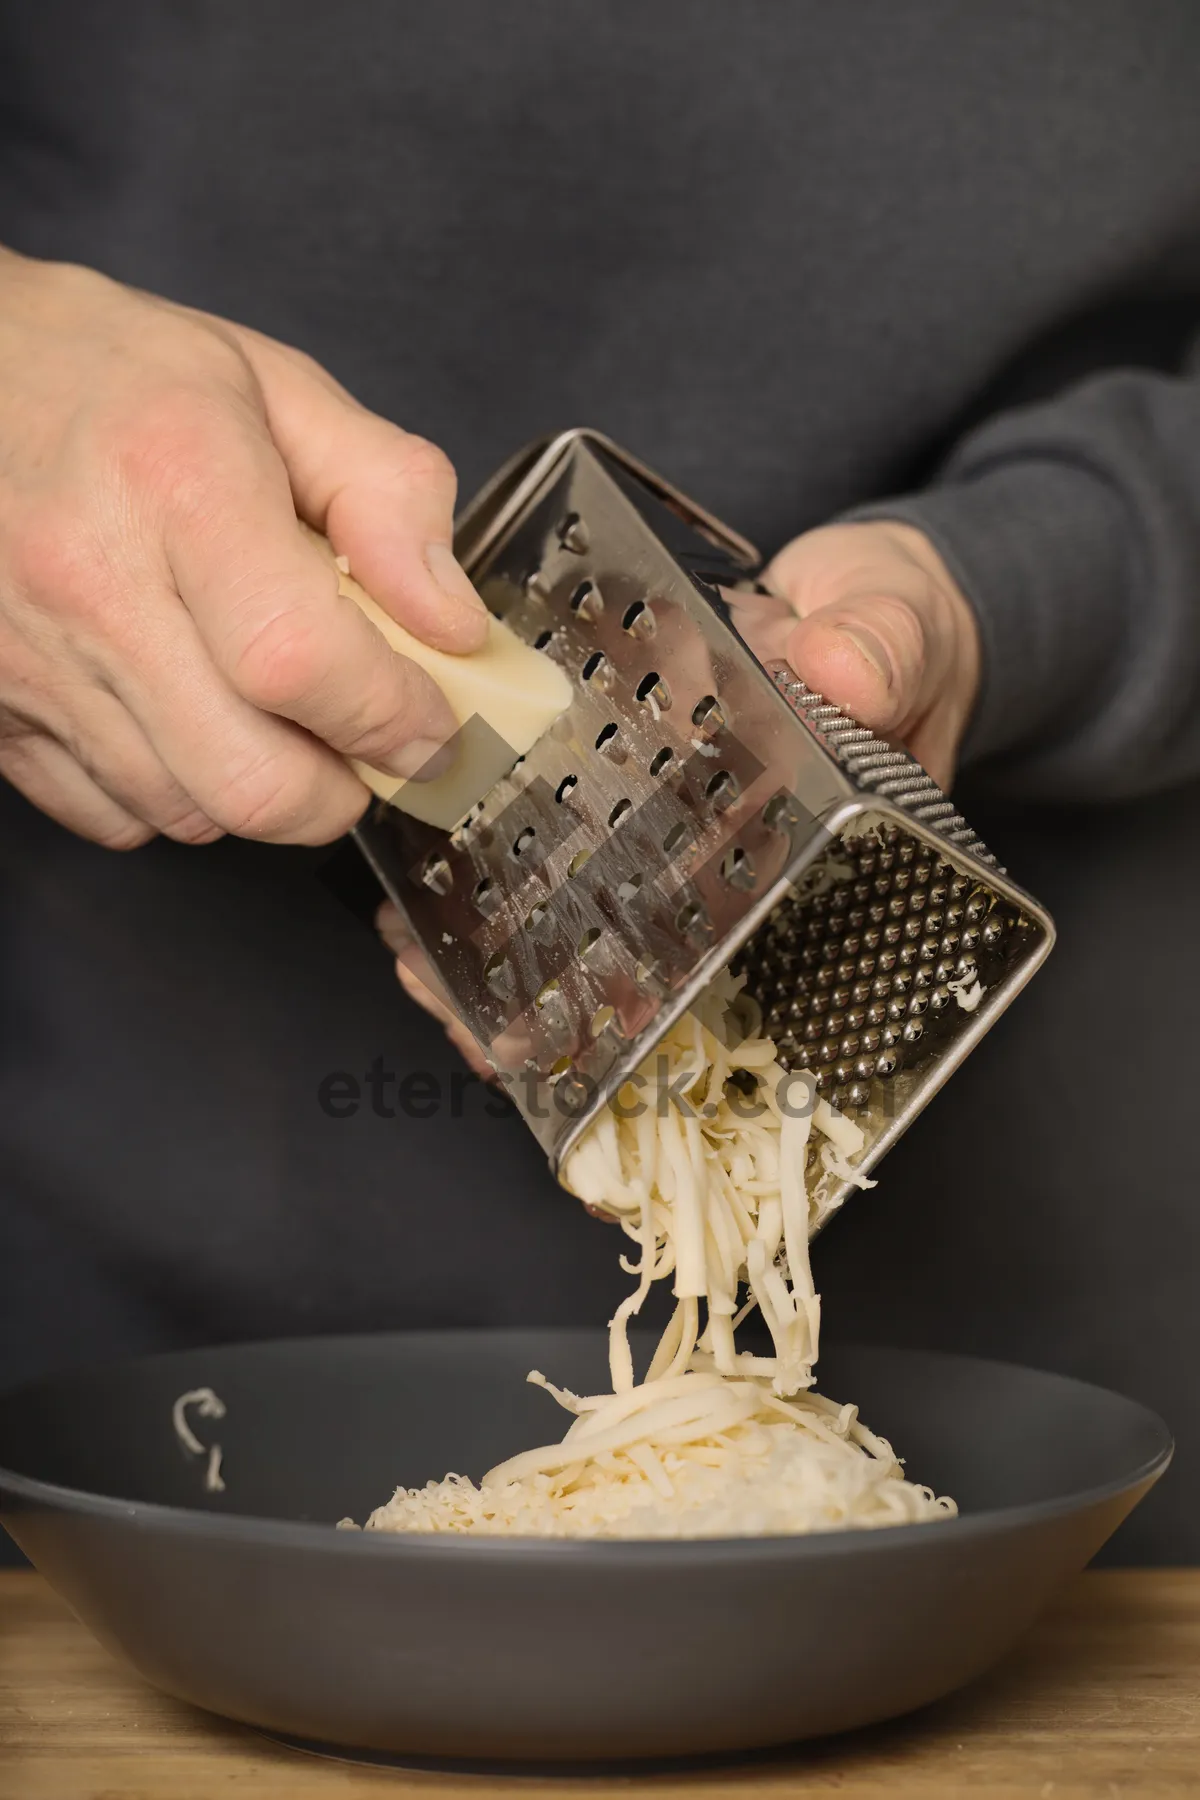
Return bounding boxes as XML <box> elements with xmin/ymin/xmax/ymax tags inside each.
<box><xmin>847</xmin><ymin>344</ymin><xmax>1200</xmax><ymax>802</ymax></box>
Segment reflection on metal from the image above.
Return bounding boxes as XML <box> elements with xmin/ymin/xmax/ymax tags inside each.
<box><xmin>355</xmin><ymin>430</ymin><xmax>1053</xmax><ymax>1207</ymax></box>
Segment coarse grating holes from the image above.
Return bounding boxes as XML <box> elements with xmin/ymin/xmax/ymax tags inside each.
<box><xmin>663</xmin><ymin>820</ymin><xmax>692</xmax><ymax>857</ymax></box>
<box><xmin>555</xmin><ymin>774</ymin><xmax>578</xmax><ymax>804</ymax></box>
<box><xmin>577</xmin><ymin>927</ymin><xmax>602</xmax><ymax>959</ymax></box>
<box><xmin>622</xmin><ymin>599</ymin><xmax>655</xmax><ymax>638</ymax></box>
<box><xmin>608</xmin><ymin>798</ymin><xmax>632</xmax><ymax>828</ymax></box>
<box><xmin>511</xmin><ymin>826</ymin><xmax>537</xmax><ymax>859</ymax></box>
<box><xmin>691</xmin><ymin>694</ymin><xmax>724</xmax><ymax>736</ymax></box>
<box><xmin>533</xmin><ymin>629</ymin><xmax>555</xmax><ymax>651</ymax></box>
<box><xmin>484</xmin><ymin>951</ymin><xmax>513</xmax><ymax>996</ymax></box>
<box><xmin>595</xmin><ymin>721</ymin><xmax>625</xmax><ymax>762</ymax></box>
<box><xmin>636</xmin><ymin>670</ymin><xmax>672</xmax><ymax>711</ymax></box>
<box><xmin>676</xmin><ymin>899</ymin><xmax>710</xmax><ymax>938</ymax></box>
<box><xmin>582</xmin><ymin>650</ymin><xmax>613</xmax><ymax>688</ymax></box>
<box><xmin>535</xmin><ymin>976</ymin><xmax>562</xmax><ymax>1010</ymax></box>
<box><xmin>619</xmin><ymin>871</ymin><xmax>645</xmax><ymax>901</ymax></box>
<box><xmin>449</xmin><ymin>800</ymin><xmax>487</xmax><ymax>851</ymax></box>
<box><xmin>548</xmin><ymin>1054</ymin><xmax>574</xmax><ymax>1079</ymax></box>
<box><xmin>721</xmin><ymin>846</ymin><xmax>756</xmax><ymax>891</ymax></box>
<box><xmin>472</xmin><ymin>876</ymin><xmax>497</xmax><ymax>914</ymax></box>
<box><xmin>763</xmin><ymin>791</ymin><xmax>801</xmax><ymax>831</ymax></box>
<box><xmin>557</xmin><ymin>513</ymin><xmax>589</xmax><ymax>553</ymax></box>
<box><xmin>590</xmin><ymin>1003</ymin><xmax>617</xmax><ymax>1037</ymax></box>
<box><xmin>649</xmin><ymin>746</ymin><xmax>674</xmax><ymax>777</ymax></box>
<box><xmin>570</xmin><ymin>579</ymin><xmax>604</xmax><ymax>622</ymax></box>
<box><xmin>706</xmin><ymin>769</ymin><xmax>740</xmax><ymax>809</ymax></box>
<box><xmin>568</xmin><ymin>848</ymin><xmax>592</xmax><ymax>878</ymax></box>
<box><xmin>524</xmin><ymin>567</ymin><xmax>549</xmax><ymax>600</ymax></box>
<box><xmin>525</xmin><ymin>900</ymin><xmax>548</xmax><ymax>931</ymax></box>
<box><xmin>418</xmin><ymin>854</ymin><xmax>452</xmax><ymax>895</ymax></box>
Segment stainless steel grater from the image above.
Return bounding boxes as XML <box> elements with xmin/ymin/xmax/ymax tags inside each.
<box><xmin>354</xmin><ymin>429</ymin><xmax>1054</xmax><ymax>1221</ymax></box>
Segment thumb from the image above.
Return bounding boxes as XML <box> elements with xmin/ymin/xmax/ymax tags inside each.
<box><xmin>781</xmin><ymin>592</ymin><xmax>925</xmax><ymax>739</ymax></box>
<box><xmin>229</xmin><ymin>324</ymin><xmax>489</xmax><ymax>656</ymax></box>
<box><xmin>761</xmin><ymin>520</ymin><xmax>981</xmax><ymax>792</ymax></box>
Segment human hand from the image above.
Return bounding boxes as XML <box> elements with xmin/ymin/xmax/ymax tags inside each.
<box><xmin>379</xmin><ymin>517</ymin><xmax>980</xmax><ymax>1079</ymax></box>
<box><xmin>730</xmin><ymin>519</ymin><xmax>980</xmax><ymax>791</ymax></box>
<box><xmin>376</xmin><ymin>899</ymin><xmax>497</xmax><ymax>1080</ymax></box>
<box><xmin>0</xmin><ymin>248</ymin><xmax>487</xmax><ymax>849</ymax></box>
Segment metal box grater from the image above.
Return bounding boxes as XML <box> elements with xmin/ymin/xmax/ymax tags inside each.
<box><xmin>354</xmin><ymin>429</ymin><xmax>1054</xmax><ymax>1222</ymax></box>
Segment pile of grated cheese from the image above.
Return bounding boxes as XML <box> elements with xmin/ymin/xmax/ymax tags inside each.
<box><xmin>354</xmin><ymin>970</ymin><xmax>956</xmax><ymax>1540</ymax></box>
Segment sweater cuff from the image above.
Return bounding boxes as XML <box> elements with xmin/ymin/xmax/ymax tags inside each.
<box><xmin>843</xmin><ymin>457</ymin><xmax>1132</xmax><ymax>774</ymax></box>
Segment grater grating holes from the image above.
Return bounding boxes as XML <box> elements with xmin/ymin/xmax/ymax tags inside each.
<box><xmin>721</xmin><ymin>846</ymin><xmax>756</xmax><ymax>891</ymax></box>
<box><xmin>733</xmin><ymin>821</ymin><xmax>1026</xmax><ymax>1112</ymax></box>
<box><xmin>419</xmin><ymin>853</ymin><xmax>452</xmax><ymax>895</ymax></box>
<box><xmin>570</xmin><ymin>579</ymin><xmax>603</xmax><ymax>621</ymax></box>
<box><xmin>622</xmin><ymin>599</ymin><xmax>655</xmax><ymax>637</ymax></box>
<box><xmin>557</xmin><ymin>513</ymin><xmax>589</xmax><ymax>553</ymax></box>
<box><xmin>636</xmin><ymin>670</ymin><xmax>671</xmax><ymax>709</ymax></box>
<box><xmin>705</xmin><ymin>769</ymin><xmax>739</xmax><ymax>809</ymax></box>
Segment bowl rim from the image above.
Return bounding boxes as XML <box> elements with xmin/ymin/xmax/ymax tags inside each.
<box><xmin>0</xmin><ymin>1333</ymin><xmax>1173</xmax><ymax>1563</ymax></box>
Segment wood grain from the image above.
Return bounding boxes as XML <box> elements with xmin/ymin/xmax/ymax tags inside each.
<box><xmin>1</xmin><ymin>1568</ymin><xmax>1198</xmax><ymax>1799</ymax></box>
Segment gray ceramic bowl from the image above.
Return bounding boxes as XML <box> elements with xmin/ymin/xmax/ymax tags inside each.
<box><xmin>0</xmin><ymin>1330</ymin><xmax>1171</xmax><ymax>1763</ymax></box>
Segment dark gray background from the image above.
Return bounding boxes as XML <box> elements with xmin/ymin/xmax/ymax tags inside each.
<box><xmin>0</xmin><ymin>0</ymin><xmax>1197</xmax><ymax>1560</ymax></box>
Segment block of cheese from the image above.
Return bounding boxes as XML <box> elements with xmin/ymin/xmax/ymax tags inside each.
<box><xmin>302</xmin><ymin>526</ymin><xmax>572</xmax><ymax>830</ymax></box>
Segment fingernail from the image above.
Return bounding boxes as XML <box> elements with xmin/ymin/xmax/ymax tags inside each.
<box><xmin>390</xmin><ymin>735</ymin><xmax>456</xmax><ymax>781</ymax></box>
<box><xmin>838</xmin><ymin>624</ymin><xmax>896</xmax><ymax>692</ymax></box>
<box><xmin>424</xmin><ymin>542</ymin><xmax>488</xmax><ymax>618</ymax></box>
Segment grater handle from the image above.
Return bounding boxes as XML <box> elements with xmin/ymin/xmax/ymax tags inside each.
<box><xmin>766</xmin><ymin>663</ymin><xmax>1001</xmax><ymax>871</ymax></box>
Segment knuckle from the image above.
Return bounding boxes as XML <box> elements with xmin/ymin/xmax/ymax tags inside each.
<box><xmin>205</xmin><ymin>748</ymin><xmax>357</xmax><ymax>844</ymax></box>
<box><xmin>98</xmin><ymin>816</ymin><xmax>156</xmax><ymax>852</ymax></box>
<box><xmin>9</xmin><ymin>509</ymin><xmax>108</xmax><ymax>623</ymax></box>
<box><xmin>108</xmin><ymin>369</ymin><xmax>257</xmax><ymax>529</ymax></box>
<box><xmin>228</xmin><ymin>608</ymin><xmax>327</xmax><ymax>714</ymax></box>
<box><xmin>160</xmin><ymin>805</ymin><xmax>224</xmax><ymax>846</ymax></box>
<box><xmin>336</xmin><ymin>708</ymin><xmax>409</xmax><ymax>768</ymax></box>
<box><xmin>390</xmin><ymin>433</ymin><xmax>456</xmax><ymax>505</ymax></box>
<box><xmin>110</xmin><ymin>392</ymin><xmax>226</xmax><ymax>512</ymax></box>
<box><xmin>274</xmin><ymin>341</ymin><xmax>330</xmax><ymax>387</ymax></box>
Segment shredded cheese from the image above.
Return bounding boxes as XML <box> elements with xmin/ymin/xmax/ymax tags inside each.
<box><xmin>172</xmin><ymin>1387</ymin><xmax>227</xmax><ymax>1494</ymax></box>
<box><xmin>948</xmin><ymin>974</ymin><xmax>984</xmax><ymax>1012</ymax></box>
<box><xmin>360</xmin><ymin>971</ymin><xmax>956</xmax><ymax>1539</ymax></box>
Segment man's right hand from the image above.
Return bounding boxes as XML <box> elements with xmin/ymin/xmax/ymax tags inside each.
<box><xmin>0</xmin><ymin>248</ymin><xmax>488</xmax><ymax>849</ymax></box>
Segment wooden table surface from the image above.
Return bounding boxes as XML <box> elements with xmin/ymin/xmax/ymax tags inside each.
<box><xmin>1</xmin><ymin>1568</ymin><xmax>1199</xmax><ymax>1800</ymax></box>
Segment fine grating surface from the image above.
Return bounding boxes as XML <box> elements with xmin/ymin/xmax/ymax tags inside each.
<box><xmin>735</xmin><ymin>822</ymin><xmax>1034</xmax><ymax>1115</ymax></box>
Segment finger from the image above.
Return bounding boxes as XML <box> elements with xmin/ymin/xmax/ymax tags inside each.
<box><xmin>229</xmin><ymin>326</ymin><xmax>488</xmax><ymax>655</ymax></box>
<box><xmin>724</xmin><ymin>588</ymin><xmax>799</xmax><ymax>667</ymax></box>
<box><xmin>0</xmin><ymin>730</ymin><xmax>154</xmax><ymax>850</ymax></box>
<box><xmin>394</xmin><ymin>954</ymin><xmax>495</xmax><ymax>1080</ymax></box>
<box><xmin>64</xmin><ymin>690</ymin><xmax>224</xmax><ymax>844</ymax></box>
<box><xmin>161</xmin><ymin>425</ymin><xmax>461</xmax><ymax>779</ymax></box>
<box><xmin>97</xmin><ymin>570</ymin><xmax>376</xmax><ymax>845</ymax></box>
<box><xmin>376</xmin><ymin>897</ymin><xmax>414</xmax><ymax>957</ymax></box>
<box><xmin>378</xmin><ymin>901</ymin><xmax>496</xmax><ymax>1078</ymax></box>
<box><xmin>729</xmin><ymin>578</ymin><xmax>923</xmax><ymax>733</ymax></box>
<box><xmin>782</xmin><ymin>594</ymin><xmax>926</xmax><ymax>737</ymax></box>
